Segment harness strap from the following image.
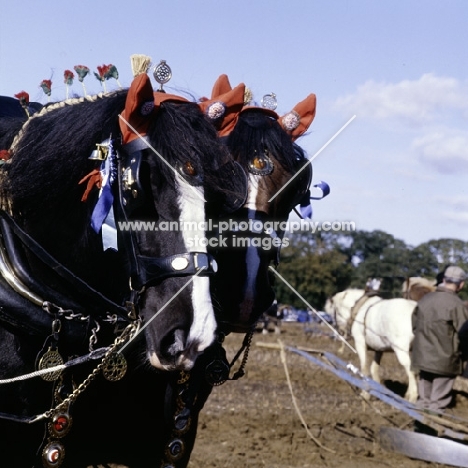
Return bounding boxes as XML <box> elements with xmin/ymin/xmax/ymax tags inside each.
<box><xmin>346</xmin><ymin>293</ymin><xmax>372</xmax><ymax>336</ymax></box>
<box><xmin>116</xmin><ymin>145</ymin><xmax>218</xmax><ymax>290</ymax></box>
<box><xmin>347</xmin><ymin>293</ymin><xmax>382</xmax><ymax>336</ymax></box>
<box><xmin>0</xmin><ymin>209</ymin><xmax>130</xmax><ymax>321</ymax></box>
<box><xmin>134</xmin><ymin>252</ymin><xmax>217</xmax><ymax>290</ymax></box>
<box><xmin>0</xmin><ymin>216</ymin><xmax>91</xmax><ymax>315</ymax></box>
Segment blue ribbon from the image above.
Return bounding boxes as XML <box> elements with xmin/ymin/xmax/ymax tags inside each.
<box><xmin>90</xmin><ymin>140</ymin><xmax>117</xmax><ymax>249</ymax></box>
<box><xmin>299</xmin><ymin>194</ymin><xmax>313</xmax><ymax>219</ymax></box>
<box><xmin>91</xmin><ymin>183</ymin><xmax>113</xmax><ymax>233</ymax></box>
<box><xmin>310</xmin><ymin>181</ymin><xmax>330</xmax><ymax>200</ymax></box>
<box><xmin>299</xmin><ymin>180</ymin><xmax>331</xmax><ymax>219</ymax></box>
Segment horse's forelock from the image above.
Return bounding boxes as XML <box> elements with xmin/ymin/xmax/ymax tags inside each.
<box><xmin>227</xmin><ymin>110</ymin><xmax>299</xmax><ymax>173</ymax></box>
<box><xmin>146</xmin><ymin>101</ymin><xmax>231</xmax><ymax>195</ymax></box>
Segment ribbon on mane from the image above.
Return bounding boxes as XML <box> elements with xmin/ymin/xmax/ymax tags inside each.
<box><xmin>89</xmin><ymin>138</ymin><xmax>118</xmax><ymax>251</ymax></box>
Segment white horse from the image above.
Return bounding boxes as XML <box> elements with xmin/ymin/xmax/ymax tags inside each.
<box><xmin>324</xmin><ymin>288</ymin><xmax>364</xmax><ymax>349</ymax></box>
<box><xmin>325</xmin><ymin>289</ymin><xmax>418</xmax><ymax>403</ymax></box>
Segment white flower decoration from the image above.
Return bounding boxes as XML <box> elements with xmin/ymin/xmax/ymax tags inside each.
<box><xmin>281</xmin><ymin>110</ymin><xmax>300</xmax><ymax>131</ymax></box>
<box><xmin>206</xmin><ymin>101</ymin><xmax>226</xmax><ymax>120</ymax></box>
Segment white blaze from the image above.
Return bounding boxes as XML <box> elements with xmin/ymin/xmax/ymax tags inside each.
<box><xmin>176</xmin><ymin>177</ymin><xmax>217</xmax><ymax>355</ymax></box>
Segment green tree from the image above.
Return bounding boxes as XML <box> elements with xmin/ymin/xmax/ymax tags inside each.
<box><xmin>274</xmin><ymin>230</ymin><xmax>352</xmax><ymax>309</ymax></box>
<box><xmin>271</xmin><ymin>228</ymin><xmax>468</xmax><ymax>307</ymax></box>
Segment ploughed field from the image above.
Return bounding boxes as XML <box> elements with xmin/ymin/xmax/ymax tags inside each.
<box><xmin>188</xmin><ymin>322</ymin><xmax>468</xmax><ymax>468</ymax></box>
<box><xmin>99</xmin><ymin>321</ymin><xmax>468</xmax><ymax>468</ymax></box>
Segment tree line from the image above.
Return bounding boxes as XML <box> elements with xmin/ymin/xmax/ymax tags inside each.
<box><xmin>274</xmin><ymin>229</ymin><xmax>468</xmax><ymax>310</ymax></box>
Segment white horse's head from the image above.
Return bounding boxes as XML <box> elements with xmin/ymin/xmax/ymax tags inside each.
<box><xmin>327</xmin><ymin>289</ymin><xmax>365</xmax><ymax>331</ymax></box>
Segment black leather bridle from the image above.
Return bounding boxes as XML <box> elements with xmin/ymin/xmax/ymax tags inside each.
<box><xmin>116</xmin><ymin>138</ymin><xmax>218</xmax><ymax>292</ymax></box>
<box><xmin>0</xmin><ymin>136</ymin><xmax>219</xmax><ymax>339</ymax></box>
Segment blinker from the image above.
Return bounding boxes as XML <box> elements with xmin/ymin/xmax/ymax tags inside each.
<box><xmin>248</xmin><ymin>150</ymin><xmax>274</xmax><ymax>176</ymax></box>
<box><xmin>120</xmin><ymin>148</ymin><xmax>146</xmax><ymax>214</ymax></box>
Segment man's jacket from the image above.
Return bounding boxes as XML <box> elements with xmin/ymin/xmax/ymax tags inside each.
<box><xmin>411</xmin><ymin>285</ymin><xmax>468</xmax><ymax>376</ymax></box>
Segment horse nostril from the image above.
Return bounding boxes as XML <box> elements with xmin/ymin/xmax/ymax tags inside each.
<box><xmin>161</xmin><ymin>329</ymin><xmax>186</xmax><ymax>358</ymax></box>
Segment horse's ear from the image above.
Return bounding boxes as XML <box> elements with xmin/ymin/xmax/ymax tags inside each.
<box><xmin>211</xmin><ymin>74</ymin><xmax>233</xmax><ymax>98</ymax></box>
<box><xmin>279</xmin><ymin>93</ymin><xmax>317</xmax><ymax>141</ymax></box>
<box><xmin>199</xmin><ymin>82</ymin><xmax>246</xmax><ymax>137</ymax></box>
<box><xmin>119</xmin><ymin>71</ymin><xmax>155</xmax><ymax>145</ymax></box>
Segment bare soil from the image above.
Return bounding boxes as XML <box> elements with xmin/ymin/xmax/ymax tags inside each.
<box><xmin>186</xmin><ymin>322</ymin><xmax>468</xmax><ymax>468</ymax></box>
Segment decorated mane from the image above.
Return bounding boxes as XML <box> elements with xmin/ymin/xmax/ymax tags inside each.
<box><xmin>2</xmin><ymin>94</ymin><xmax>231</xmax><ymax>224</ymax></box>
<box><xmin>4</xmin><ymin>91</ymin><xmax>128</xmax><ymax>225</ymax></box>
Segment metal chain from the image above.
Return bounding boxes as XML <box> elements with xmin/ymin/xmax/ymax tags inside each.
<box><xmin>230</xmin><ymin>329</ymin><xmax>254</xmax><ymax>380</ymax></box>
<box><xmin>42</xmin><ymin>301</ymin><xmax>120</xmax><ymax>324</ymax></box>
<box><xmin>43</xmin><ymin>322</ymin><xmax>138</xmax><ymax>419</ymax></box>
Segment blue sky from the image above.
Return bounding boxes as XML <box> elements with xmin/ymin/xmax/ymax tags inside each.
<box><xmin>1</xmin><ymin>0</ymin><xmax>467</xmax><ymax>247</ymax></box>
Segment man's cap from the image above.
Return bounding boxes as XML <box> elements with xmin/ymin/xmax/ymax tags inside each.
<box><xmin>444</xmin><ymin>266</ymin><xmax>466</xmax><ymax>283</ymax></box>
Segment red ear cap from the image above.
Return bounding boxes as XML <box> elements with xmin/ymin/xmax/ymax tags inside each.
<box><xmin>279</xmin><ymin>93</ymin><xmax>317</xmax><ymax>141</ymax></box>
<box><xmin>120</xmin><ymin>73</ymin><xmax>189</xmax><ymax>145</ymax></box>
<box><xmin>119</xmin><ymin>74</ymin><xmax>155</xmax><ymax>144</ymax></box>
<box><xmin>210</xmin><ymin>74</ymin><xmax>233</xmax><ymax>98</ymax></box>
<box><xmin>199</xmin><ymin>78</ymin><xmax>246</xmax><ymax>137</ymax></box>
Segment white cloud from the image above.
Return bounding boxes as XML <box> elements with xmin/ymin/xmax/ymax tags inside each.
<box><xmin>412</xmin><ymin>130</ymin><xmax>468</xmax><ymax>173</ymax></box>
<box><xmin>433</xmin><ymin>194</ymin><xmax>468</xmax><ymax>210</ymax></box>
<box><xmin>333</xmin><ymin>73</ymin><xmax>468</xmax><ymax>125</ymax></box>
<box><xmin>441</xmin><ymin>211</ymin><xmax>468</xmax><ymax>225</ymax></box>
<box><xmin>431</xmin><ymin>195</ymin><xmax>468</xmax><ymax>227</ymax></box>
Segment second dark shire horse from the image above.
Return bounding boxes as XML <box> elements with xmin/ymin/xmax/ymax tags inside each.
<box><xmin>200</xmin><ymin>74</ymin><xmax>317</xmax><ymax>334</ymax></box>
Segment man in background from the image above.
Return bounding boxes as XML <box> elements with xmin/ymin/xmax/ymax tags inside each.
<box><xmin>411</xmin><ymin>265</ymin><xmax>467</xmax><ymax>411</ymax></box>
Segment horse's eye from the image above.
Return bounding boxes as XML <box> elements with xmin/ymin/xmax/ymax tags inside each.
<box><xmin>253</xmin><ymin>157</ymin><xmax>266</xmax><ymax>170</ymax></box>
<box><xmin>182</xmin><ymin>161</ymin><xmax>197</xmax><ymax>176</ymax></box>
<box><xmin>248</xmin><ymin>153</ymin><xmax>274</xmax><ymax>175</ymax></box>
<box><xmin>179</xmin><ymin>161</ymin><xmax>203</xmax><ymax>186</ymax></box>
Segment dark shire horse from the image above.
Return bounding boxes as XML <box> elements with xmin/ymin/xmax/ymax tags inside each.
<box><xmin>200</xmin><ymin>74</ymin><xmax>316</xmax><ymax>335</ymax></box>
<box><xmin>0</xmin><ymin>67</ymin><xmax>246</xmax><ymax>467</ymax></box>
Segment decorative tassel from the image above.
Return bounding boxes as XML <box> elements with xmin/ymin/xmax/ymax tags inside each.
<box><xmin>0</xmin><ymin>149</ymin><xmax>11</xmax><ymax>161</ymax></box>
<box><xmin>105</xmin><ymin>64</ymin><xmax>121</xmax><ymax>88</ymax></box>
<box><xmin>63</xmin><ymin>70</ymin><xmax>74</xmax><ymax>100</ymax></box>
<box><xmin>130</xmin><ymin>54</ymin><xmax>151</xmax><ymax>77</ymax></box>
<box><xmin>79</xmin><ymin>168</ymin><xmax>102</xmax><ymax>202</ymax></box>
<box><xmin>40</xmin><ymin>79</ymin><xmax>52</xmax><ymax>102</ymax></box>
<box><xmin>94</xmin><ymin>65</ymin><xmax>109</xmax><ymax>93</ymax></box>
<box><xmin>244</xmin><ymin>87</ymin><xmax>253</xmax><ymax>106</ymax></box>
<box><xmin>14</xmin><ymin>91</ymin><xmax>30</xmax><ymax>118</ymax></box>
<box><xmin>74</xmin><ymin>65</ymin><xmax>90</xmax><ymax>96</ymax></box>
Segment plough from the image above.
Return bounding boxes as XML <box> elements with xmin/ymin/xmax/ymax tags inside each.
<box><xmin>257</xmin><ymin>342</ymin><xmax>468</xmax><ymax>467</ymax></box>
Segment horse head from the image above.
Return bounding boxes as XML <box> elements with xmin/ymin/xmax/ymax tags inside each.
<box><xmin>200</xmin><ymin>75</ymin><xmax>316</xmax><ymax>333</ymax></box>
<box><xmin>0</xmin><ymin>67</ymin><xmax>237</xmax><ymax>372</ymax></box>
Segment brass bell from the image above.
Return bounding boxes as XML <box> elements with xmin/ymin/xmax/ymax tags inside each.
<box><xmin>88</xmin><ymin>143</ymin><xmax>109</xmax><ymax>161</ymax></box>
